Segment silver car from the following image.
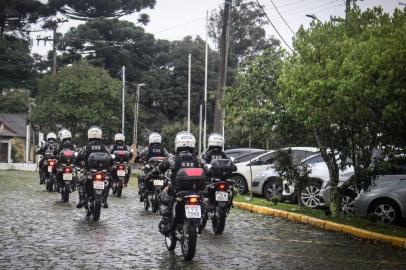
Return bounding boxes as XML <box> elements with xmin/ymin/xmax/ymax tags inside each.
<box><xmin>354</xmin><ymin>172</ymin><xmax>406</xmax><ymax>225</ymax></box>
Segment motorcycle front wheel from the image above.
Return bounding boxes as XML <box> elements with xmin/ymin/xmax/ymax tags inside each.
<box><xmin>181</xmin><ymin>220</ymin><xmax>197</xmax><ymax>261</ymax></box>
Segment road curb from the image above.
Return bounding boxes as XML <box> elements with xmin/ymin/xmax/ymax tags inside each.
<box><xmin>234</xmin><ymin>201</ymin><xmax>406</xmax><ymax>249</ymax></box>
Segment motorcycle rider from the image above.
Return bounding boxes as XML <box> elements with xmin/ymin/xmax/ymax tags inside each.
<box><xmin>140</xmin><ymin>132</ymin><xmax>169</xmax><ymax>162</ymax></box>
<box><xmin>75</xmin><ymin>126</ymin><xmax>111</xmax><ymax>209</ymax></box>
<box><xmin>139</xmin><ymin>132</ymin><xmax>168</xmax><ymax>201</ymax></box>
<box><xmin>36</xmin><ymin>132</ymin><xmax>59</xmax><ymax>184</ymax></box>
<box><xmin>202</xmin><ymin>133</ymin><xmax>228</xmax><ymax>164</ymax></box>
<box><xmin>148</xmin><ymin>131</ymin><xmax>206</xmax><ymax>233</ymax></box>
<box><xmin>110</xmin><ymin>133</ymin><xmax>133</xmax><ymax>187</ymax></box>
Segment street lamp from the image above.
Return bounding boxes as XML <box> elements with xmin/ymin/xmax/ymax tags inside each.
<box><xmin>0</xmin><ymin>124</ymin><xmax>4</xmax><ymax>162</ymax></box>
<box><xmin>306</xmin><ymin>14</ymin><xmax>323</xmax><ymax>25</ymax></box>
<box><xmin>133</xmin><ymin>83</ymin><xmax>146</xmax><ymax>148</ymax></box>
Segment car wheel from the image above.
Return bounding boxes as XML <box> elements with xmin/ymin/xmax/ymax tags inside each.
<box><xmin>232</xmin><ymin>175</ymin><xmax>248</xmax><ymax>195</ymax></box>
<box><xmin>368</xmin><ymin>199</ymin><xmax>401</xmax><ymax>225</ymax></box>
<box><xmin>341</xmin><ymin>189</ymin><xmax>356</xmax><ymax>215</ymax></box>
<box><xmin>300</xmin><ymin>180</ymin><xmax>322</xmax><ymax>208</ymax></box>
<box><xmin>263</xmin><ymin>179</ymin><xmax>283</xmax><ymax>201</ymax></box>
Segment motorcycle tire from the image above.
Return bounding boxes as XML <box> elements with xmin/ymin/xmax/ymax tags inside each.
<box><xmin>62</xmin><ymin>184</ymin><xmax>70</xmax><ymax>203</ymax></box>
<box><xmin>181</xmin><ymin>220</ymin><xmax>197</xmax><ymax>261</ymax></box>
<box><xmin>92</xmin><ymin>196</ymin><xmax>101</xmax><ymax>221</ymax></box>
<box><xmin>116</xmin><ymin>186</ymin><xmax>122</xmax><ymax>198</ymax></box>
<box><xmin>165</xmin><ymin>232</ymin><xmax>177</xmax><ymax>251</ymax></box>
<box><xmin>46</xmin><ymin>179</ymin><xmax>53</xmax><ymax>192</ymax></box>
<box><xmin>144</xmin><ymin>198</ymin><xmax>150</xmax><ymax>211</ymax></box>
<box><xmin>212</xmin><ymin>206</ymin><xmax>226</xmax><ymax>234</ymax></box>
<box><xmin>152</xmin><ymin>191</ymin><xmax>159</xmax><ymax>213</ymax></box>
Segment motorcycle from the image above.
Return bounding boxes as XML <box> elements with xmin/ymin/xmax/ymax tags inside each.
<box><xmin>111</xmin><ymin>150</ymin><xmax>131</xmax><ymax>197</ymax></box>
<box><xmin>143</xmin><ymin>156</ymin><xmax>166</xmax><ymax>212</ymax></box>
<box><xmin>56</xmin><ymin>150</ymin><xmax>76</xmax><ymax>203</ymax></box>
<box><xmin>82</xmin><ymin>152</ymin><xmax>110</xmax><ymax>221</ymax></box>
<box><xmin>44</xmin><ymin>157</ymin><xmax>57</xmax><ymax>192</ymax></box>
<box><xmin>159</xmin><ymin>168</ymin><xmax>206</xmax><ymax>261</ymax></box>
<box><xmin>199</xmin><ymin>159</ymin><xmax>236</xmax><ymax>234</ymax></box>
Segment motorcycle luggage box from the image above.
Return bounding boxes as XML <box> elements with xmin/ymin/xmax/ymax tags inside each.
<box><xmin>175</xmin><ymin>168</ymin><xmax>207</xmax><ymax>191</ymax></box>
<box><xmin>59</xmin><ymin>150</ymin><xmax>75</xmax><ymax>164</ymax></box>
<box><xmin>209</xmin><ymin>159</ymin><xmax>237</xmax><ymax>179</ymax></box>
<box><xmin>148</xmin><ymin>156</ymin><xmax>166</xmax><ymax>167</ymax></box>
<box><xmin>113</xmin><ymin>150</ymin><xmax>130</xmax><ymax>163</ymax></box>
<box><xmin>88</xmin><ymin>152</ymin><xmax>110</xmax><ymax>169</ymax></box>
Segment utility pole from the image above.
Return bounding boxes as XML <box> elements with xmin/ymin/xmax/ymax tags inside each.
<box><xmin>133</xmin><ymin>83</ymin><xmax>145</xmax><ymax>147</ymax></box>
<box><xmin>122</xmin><ymin>66</ymin><xmax>126</xmax><ymax>135</ymax></box>
<box><xmin>213</xmin><ymin>0</ymin><xmax>232</xmax><ymax>133</ymax></box>
<box><xmin>203</xmin><ymin>10</ymin><xmax>209</xmax><ymax>151</ymax></box>
<box><xmin>187</xmin><ymin>54</ymin><xmax>191</xmax><ymax>132</ymax></box>
<box><xmin>37</xmin><ymin>18</ymin><xmax>68</xmax><ymax>75</ymax></box>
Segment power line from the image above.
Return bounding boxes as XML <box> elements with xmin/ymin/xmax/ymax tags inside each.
<box><xmin>255</xmin><ymin>0</ymin><xmax>293</xmax><ymax>52</ymax></box>
<box><xmin>268</xmin><ymin>0</ymin><xmax>295</xmax><ymax>34</ymax></box>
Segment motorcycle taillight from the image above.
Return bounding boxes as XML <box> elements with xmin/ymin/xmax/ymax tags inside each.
<box><xmin>217</xmin><ymin>183</ymin><xmax>227</xmax><ymax>191</ymax></box>
<box><xmin>94</xmin><ymin>173</ymin><xmax>104</xmax><ymax>181</ymax></box>
<box><xmin>49</xmin><ymin>160</ymin><xmax>55</xmax><ymax>166</ymax></box>
<box><xmin>187</xmin><ymin>196</ymin><xmax>199</xmax><ymax>205</ymax></box>
<box><xmin>118</xmin><ymin>165</ymin><xmax>125</xmax><ymax>170</ymax></box>
<box><xmin>63</xmin><ymin>167</ymin><xmax>72</xmax><ymax>173</ymax></box>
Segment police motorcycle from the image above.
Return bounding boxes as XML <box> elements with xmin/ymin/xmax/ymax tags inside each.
<box><xmin>56</xmin><ymin>149</ymin><xmax>76</xmax><ymax>202</ymax></box>
<box><xmin>159</xmin><ymin>168</ymin><xmax>206</xmax><ymax>261</ymax></box>
<box><xmin>142</xmin><ymin>156</ymin><xmax>166</xmax><ymax>212</ymax></box>
<box><xmin>44</xmin><ymin>149</ymin><xmax>58</xmax><ymax>192</ymax></box>
<box><xmin>199</xmin><ymin>159</ymin><xmax>236</xmax><ymax>234</ymax></box>
<box><xmin>83</xmin><ymin>153</ymin><xmax>111</xmax><ymax>221</ymax></box>
<box><xmin>110</xmin><ymin>150</ymin><xmax>131</xmax><ymax>197</ymax></box>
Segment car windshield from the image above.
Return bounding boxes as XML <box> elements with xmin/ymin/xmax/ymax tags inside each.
<box><xmin>234</xmin><ymin>151</ymin><xmax>267</xmax><ymax>163</ymax></box>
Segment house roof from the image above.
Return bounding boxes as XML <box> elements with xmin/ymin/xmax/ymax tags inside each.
<box><xmin>0</xmin><ymin>114</ymin><xmax>27</xmax><ymax>138</ymax></box>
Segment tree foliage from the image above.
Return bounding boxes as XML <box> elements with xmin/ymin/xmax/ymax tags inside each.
<box><xmin>279</xmin><ymin>6</ymin><xmax>406</xmax><ymax>215</ymax></box>
<box><xmin>48</xmin><ymin>0</ymin><xmax>155</xmax><ymax>22</ymax></box>
<box><xmin>0</xmin><ymin>89</ymin><xmax>31</xmax><ymax>113</ymax></box>
<box><xmin>31</xmin><ymin>61</ymin><xmax>121</xmax><ymax>144</ymax></box>
<box><xmin>209</xmin><ymin>0</ymin><xmax>279</xmax><ymax>83</ymax></box>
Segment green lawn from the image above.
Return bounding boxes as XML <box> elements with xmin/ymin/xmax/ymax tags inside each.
<box><xmin>235</xmin><ymin>195</ymin><xmax>406</xmax><ymax>238</ymax></box>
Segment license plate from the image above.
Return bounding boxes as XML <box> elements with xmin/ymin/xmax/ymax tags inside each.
<box><xmin>185</xmin><ymin>205</ymin><xmax>201</xmax><ymax>219</ymax></box>
<box><xmin>117</xmin><ymin>170</ymin><xmax>126</xmax><ymax>177</ymax></box>
<box><xmin>215</xmin><ymin>191</ymin><xmax>228</xmax><ymax>202</ymax></box>
<box><xmin>153</xmin><ymin>179</ymin><xmax>164</xmax><ymax>186</ymax></box>
<box><xmin>63</xmin><ymin>173</ymin><xmax>72</xmax><ymax>181</ymax></box>
<box><xmin>48</xmin><ymin>166</ymin><xmax>53</xmax><ymax>172</ymax></box>
<box><xmin>93</xmin><ymin>181</ymin><xmax>105</xmax><ymax>190</ymax></box>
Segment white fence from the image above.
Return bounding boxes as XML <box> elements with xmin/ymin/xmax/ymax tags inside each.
<box><xmin>0</xmin><ymin>162</ymin><xmax>37</xmax><ymax>171</ymax></box>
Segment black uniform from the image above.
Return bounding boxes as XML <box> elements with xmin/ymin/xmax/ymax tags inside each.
<box><xmin>140</xmin><ymin>143</ymin><xmax>169</xmax><ymax>163</ymax></box>
<box><xmin>202</xmin><ymin>146</ymin><xmax>228</xmax><ymax>164</ymax></box>
<box><xmin>110</xmin><ymin>142</ymin><xmax>133</xmax><ymax>185</ymax></box>
<box><xmin>36</xmin><ymin>140</ymin><xmax>59</xmax><ymax>183</ymax></box>
<box><xmin>75</xmin><ymin>140</ymin><xmax>111</xmax><ymax>208</ymax></box>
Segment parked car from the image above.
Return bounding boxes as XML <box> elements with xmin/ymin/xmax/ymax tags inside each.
<box><xmin>232</xmin><ymin>150</ymin><xmax>268</xmax><ymax>164</ymax></box>
<box><xmin>224</xmin><ymin>148</ymin><xmax>265</xmax><ymax>159</ymax></box>
<box><xmin>232</xmin><ymin>147</ymin><xmax>319</xmax><ymax>194</ymax></box>
<box><xmin>354</xmin><ymin>158</ymin><xmax>406</xmax><ymax>225</ymax></box>
<box><xmin>252</xmin><ymin>153</ymin><xmax>354</xmax><ymax>209</ymax></box>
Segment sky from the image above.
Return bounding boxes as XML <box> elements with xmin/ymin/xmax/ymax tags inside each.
<box><xmin>31</xmin><ymin>0</ymin><xmax>402</xmax><ymax>56</ymax></box>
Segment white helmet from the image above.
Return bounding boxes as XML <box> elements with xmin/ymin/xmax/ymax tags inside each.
<box><xmin>88</xmin><ymin>126</ymin><xmax>102</xmax><ymax>140</ymax></box>
<box><xmin>114</xmin><ymin>133</ymin><xmax>125</xmax><ymax>142</ymax></box>
<box><xmin>175</xmin><ymin>131</ymin><xmax>196</xmax><ymax>152</ymax></box>
<box><xmin>46</xmin><ymin>132</ymin><xmax>57</xmax><ymax>141</ymax></box>
<box><xmin>208</xmin><ymin>133</ymin><xmax>224</xmax><ymax>148</ymax></box>
<box><xmin>149</xmin><ymin>132</ymin><xmax>162</xmax><ymax>144</ymax></box>
<box><xmin>59</xmin><ymin>129</ymin><xmax>72</xmax><ymax>141</ymax></box>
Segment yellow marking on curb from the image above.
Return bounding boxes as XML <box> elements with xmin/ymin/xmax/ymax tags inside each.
<box><xmin>233</xmin><ymin>201</ymin><xmax>406</xmax><ymax>250</ymax></box>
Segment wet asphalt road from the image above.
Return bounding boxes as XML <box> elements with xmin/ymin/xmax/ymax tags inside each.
<box><xmin>1</xmin><ymin>170</ymin><xmax>406</xmax><ymax>270</ymax></box>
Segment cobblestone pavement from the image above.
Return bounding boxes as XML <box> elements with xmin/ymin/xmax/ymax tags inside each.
<box><xmin>1</xmin><ymin>170</ymin><xmax>406</xmax><ymax>270</ymax></box>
